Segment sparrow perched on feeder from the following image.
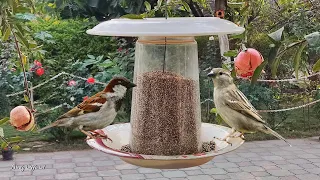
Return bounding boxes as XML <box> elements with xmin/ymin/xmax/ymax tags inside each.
<box><xmin>207</xmin><ymin>68</ymin><xmax>291</xmax><ymax>146</ymax></box>
<box><xmin>37</xmin><ymin>77</ymin><xmax>136</xmax><ymax>141</ymax></box>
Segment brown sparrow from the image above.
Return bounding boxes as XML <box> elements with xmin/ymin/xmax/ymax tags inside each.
<box><xmin>37</xmin><ymin>77</ymin><xmax>136</xmax><ymax>141</ymax></box>
<box><xmin>208</xmin><ymin>68</ymin><xmax>291</xmax><ymax>146</ymax></box>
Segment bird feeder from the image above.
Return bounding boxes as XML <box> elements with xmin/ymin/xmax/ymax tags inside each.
<box><xmin>86</xmin><ymin>17</ymin><xmax>245</xmax><ymax>169</ymax></box>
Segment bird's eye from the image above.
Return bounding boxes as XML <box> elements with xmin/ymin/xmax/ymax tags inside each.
<box><xmin>219</xmin><ymin>72</ymin><xmax>223</xmax><ymax>75</ymax></box>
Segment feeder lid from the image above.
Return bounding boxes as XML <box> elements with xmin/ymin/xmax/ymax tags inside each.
<box><xmin>86</xmin><ymin>17</ymin><xmax>245</xmax><ymax>37</ymax></box>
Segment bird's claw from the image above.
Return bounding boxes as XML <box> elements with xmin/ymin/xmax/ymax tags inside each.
<box><xmin>86</xmin><ymin>130</ymin><xmax>113</xmax><ymax>142</ymax></box>
<box><xmin>213</xmin><ymin>136</ymin><xmax>232</xmax><ymax>146</ymax></box>
<box><xmin>229</xmin><ymin>133</ymin><xmax>245</xmax><ymax>140</ymax></box>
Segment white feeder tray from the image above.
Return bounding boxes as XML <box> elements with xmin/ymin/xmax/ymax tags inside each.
<box><xmin>86</xmin><ymin>17</ymin><xmax>245</xmax><ymax>37</ymax></box>
<box><xmin>87</xmin><ymin>123</ymin><xmax>244</xmax><ymax>169</ymax></box>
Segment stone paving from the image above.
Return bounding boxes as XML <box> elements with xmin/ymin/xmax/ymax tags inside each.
<box><xmin>1</xmin><ymin>137</ymin><xmax>320</xmax><ymax>180</ymax></box>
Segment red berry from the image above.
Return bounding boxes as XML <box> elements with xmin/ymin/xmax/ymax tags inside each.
<box><xmin>117</xmin><ymin>47</ymin><xmax>123</xmax><ymax>52</ymax></box>
<box><xmin>87</xmin><ymin>77</ymin><xmax>95</xmax><ymax>84</ymax></box>
<box><xmin>35</xmin><ymin>68</ymin><xmax>45</xmax><ymax>76</ymax></box>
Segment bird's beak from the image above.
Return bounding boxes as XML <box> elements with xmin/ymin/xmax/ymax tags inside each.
<box><xmin>129</xmin><ymin>82</ymin><xmax>137</xmax><ymax>88</ymax></box>
<box><xmin>207</xmin><ymin>71</ymin><xmax>216</xmax><ymax>78</ymax></box>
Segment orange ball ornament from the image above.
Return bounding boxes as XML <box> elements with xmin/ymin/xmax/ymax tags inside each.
<box><xmin>234</xmin><ymin>48</ymin><xmax>264</xmax><ymax>78</ymax></box>
<box><xmin>9</xmin><ymin>106</ymin><xmax>35</xmax><ymax>131</ymax></box>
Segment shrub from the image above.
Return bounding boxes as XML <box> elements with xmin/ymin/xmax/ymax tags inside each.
<box><xmin>28</xmin><ymin>18</ymin><xmax>117</xmax><ymax>73</ymax></box>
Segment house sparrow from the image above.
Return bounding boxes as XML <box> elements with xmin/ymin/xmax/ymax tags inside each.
<box><xmin>208</xmin><ymin>68</ymin><xmax>291</xmax><ymax>146</ymax></box>
<box><xmin>37</xmin><ymin>77</ymin><xmax>136</xmax><ymax>141</ymax></box>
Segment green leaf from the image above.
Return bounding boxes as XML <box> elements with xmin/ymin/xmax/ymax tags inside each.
<box><xmin>0</xmin><ymin>127</ymin><xmax>3</xmax><ymax>137</ymax></box>
<box><xmin>87</xmin><ymin>54</ymin><xmax>95</xmax><ymax>59</ymax></box>
<box><xmin>8</xmin><ymin>136</ymin><xmax>23</xmax><ymax>143</ymax></box>
<box><xmin>227</xmin><ymin>2</ymin><xmax>245</xmax><ymax>9</ymax></box>
<box><xmin>24</xmin><ymin>94</ymin><xmax>29</xmax><ymax>102</ymax></box>
<box><xmin>223</xmin><ymin>50</ymin><xmax>238</xmax><ymax>57</ymax></box>
<box><xmin>144</xmin><ymin>1</ymin><xmax>151</xmax><ymax>11</ymax></box>
<box><xmin>0</xmin><ymin>117</ymin><xmax>10</xmax><ymax>126</ymax></box>
<box><xmin>28</xmin><ymin>41</ymin><xmax>37</xmax><ymax>49</ymax></box>
<box><xmin>230</xmin><ymin>32</ymin><xmax>245</xmax><ymax>40</ymax></box>
<box><xmin>268</xmin><ymin>27</ymin><xmax>284</xmax><ymax>42</ymax></box>
<box><xmin>1</xmin><ymin>142</ymin><xmax>9</xmax><ymax>149</ymax></box>
<box><xmin>294</xmin><ymin>41</ymin><xmax>308</xmax><ymax>79</ymax></box>
<box><xmin>120</xmin><ymin>14</ymin><xmax>144</xmax><ymax>19</ymax></box>
<box><xmin>313</xmin><ymin>59</ymin><xmax>320</xmax><ymax>72</ymax></box>
<box><xmin>210</xmin><ymin>108</ymin><xmax>217</xmax><ymax>114</ymax></box>
<box><xmin>231</xmin><ymin>66</ymin><xmax>237</xmax><ymax>79</ymax></box>
<box><xmin>304</xmin><ymin>32</ymin><xmax>320</xmax><ymax>47</ymax></box>
<box><xmin>181</xmin><ymin>1</ymin><xmax>191</xmax><ymax>12</ymax></box>
<box><xmin>268</xmin><ymin>43</ymin><xmax>280</xmax><ymax>62</ymax></box>
<box><xmin>34</xmin><ymin>31</ymin><xmax>53</xmax><ymax>41</ymax></box>
<box><xmin>216</xmin><ymin>113</ymin><xmax>224</xmax><ymax>125</ymax></box>
<box><xmin>2</xmin><ymin>26</ymin><xmax>11</xmax><ymax>41</ymax></box>
<box><xmin>12</xmin><ymin>145</ymin><xmax>20</xmax><ymax>151</ymax></box>
<box><xmin>98</xmin><ymin>61</ymin><xmax>114</xmax><ymax>68</ymax></box>
<box><xmin>156</xmin><ymin>0</ymin><xmax>163</xmax><ymax>9</ymax></box>
<box><xmin>96</xmin><ymin>55</ymin><xmax>104</xmax><ymax>61</ymax></box>
<box><xmin>15</xmin><ymin>31</ymin><xmax>29</xmax><ymax>48</ymax></box>
<box><xmin>251</xmin><ymin>60</ymin><xmax>268</xmax><ymax>84</ymax></box>
<box><xmin>14</xmin><ymin>13</ymin><xmax>36</xmax><ymax>21</ymax></box>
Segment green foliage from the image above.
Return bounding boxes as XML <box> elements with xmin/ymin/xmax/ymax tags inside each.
<box><xmin>314</xmin><ymin>89</ymin><xmax>320</xmax><ymax>119</ymax></box>
<box><xmin>45</xmin><ymin>0</ymin><xmax>145</xmax><ymax>20</ymax></box>
<box><xmin>313</xmin><ymin>59</ymin><xmax>320</xmax><ymax>72</ymax></box>
<box><xmin>237</xmin><ymin>80</ymin><xmax>288</xmax><ymax>127</ymax></box>
<box><xmin>28</xmin><ymin>18</ymin><xmax>117</xmax><ymax>68</ymax></box>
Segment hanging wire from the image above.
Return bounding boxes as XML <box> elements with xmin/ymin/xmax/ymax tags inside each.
<box><xmin>162</xmin><ymin>0</ymin><xmax>168</xmax><ymax>72</ymax></box>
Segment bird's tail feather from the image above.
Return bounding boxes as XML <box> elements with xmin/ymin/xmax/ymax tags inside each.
<box><xmin>37</xmin><ymin>121</ymin><xmax>60</xmax><ymax>132</ymax></box>
<box><xmin>263</xmin><ymin>125</ymin><xmax>292</xmax><ymax>147</ymax></box>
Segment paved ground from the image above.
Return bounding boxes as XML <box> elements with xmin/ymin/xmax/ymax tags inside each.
<box><xmin>1</xmin><ymin>137</ymin><xmax>320</xmax><ymax>180</ymax></box>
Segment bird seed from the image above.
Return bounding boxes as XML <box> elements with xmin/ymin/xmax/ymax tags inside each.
<box><xmin>129</xmin><ymin>71</ymin><xmax>202</xmax><ymax>155</ymax></box>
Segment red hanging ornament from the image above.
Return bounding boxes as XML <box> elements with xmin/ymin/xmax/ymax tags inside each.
<box><xmin>234</xmin><ymin>48</ymin><xmax>264</xmax><ymax>78</ymax></box>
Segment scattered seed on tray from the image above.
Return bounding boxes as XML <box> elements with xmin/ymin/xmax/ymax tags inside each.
<box><xmin>201</xmin><ymin>141</ymin><xmax>216</xmax><ymax>153</ymax></box>
<box><xmin>120</xmin><ymin>144</ymin><xmax>131</xmax><ymax>153</ymax></box>
<box><xmin>119</xmin><ymin>141</ymin><xmax>215</xmax><ymax>154</ymax></box>
<box><xmin>130</xmin><ymin>71</ymin><xmax>201</xmax><ymax>156</ymax></box>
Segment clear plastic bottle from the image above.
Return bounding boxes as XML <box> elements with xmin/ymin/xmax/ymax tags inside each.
<box><xmin>129</xmin><ymin>36</ymin><xmax>201</xmax><ymax>155</ymax></box>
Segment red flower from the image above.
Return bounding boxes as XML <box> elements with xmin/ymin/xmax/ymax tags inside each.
<box><xmin>117</xmin><ymin>47</ymin><xmax>123</xmax><ymax>52</ymax></box>
<box><xmin>68</xmin><ymin>80</ymin><xmax>77</xmax><ymax>86</ymax></box>
<box><xmin>83</xmin><ymin>96</ymin><xmax>89</xmax><ymax>101</ymax></box>
<box><xmin>34</xmin><ymin>60</ymin><xmax>42</xmax><ymax>67</ymax></box>
<box><xmin>35</xmin><ymin>68</ymin><xmax>45</xmax><ymax>76</ymax></box>
<box><xmin>87</xmin><ymin>77</ymin><xmax>95</xmax><ymax>84</ymax></box>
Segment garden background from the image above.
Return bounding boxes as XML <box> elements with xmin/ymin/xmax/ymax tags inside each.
<box><xmin>0</xmin><ymin>0</ymin><xmax>319</xmax><ymax>152</ymax></box>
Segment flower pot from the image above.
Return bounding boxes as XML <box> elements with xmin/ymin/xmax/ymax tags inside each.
<box><xmin>2</xmin><ymin>148</ymin><xmax>14</xmax><ymax>161</ymax></box>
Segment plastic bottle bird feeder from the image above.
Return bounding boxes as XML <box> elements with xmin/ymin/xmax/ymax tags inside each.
<box><xmin>86</xmin><ymin>17</ymin><xmax>245</xmax><ymax>169</ymax></box>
